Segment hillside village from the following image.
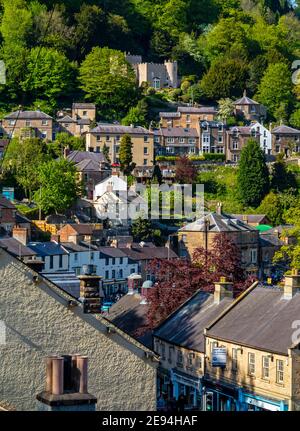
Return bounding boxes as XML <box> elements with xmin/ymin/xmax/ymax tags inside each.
<box><xmin>1</xmin><ymin>0</ymin><xmax>300</xmax><ymax>414</ymax></box>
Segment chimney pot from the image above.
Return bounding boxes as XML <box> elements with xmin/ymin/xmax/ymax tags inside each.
<box><xmin>77</xmin><ymin>356</ymin><xmax>88</xmax><ymax>394</ymax></box>
<box><xmin>52</xmin><ymin>357</ymin><xmax>64</xmax><ymax>395</ymax></box>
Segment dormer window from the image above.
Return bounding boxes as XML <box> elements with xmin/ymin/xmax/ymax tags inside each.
<box><xmin>232</xmin><ymin>128</ymin><xmax>239</xmax><ymax>138</ymax></box>
<box><xmin>202</xmin><ymin>122</ymin><xmax>209</xmax><ymax>132</ymax></box>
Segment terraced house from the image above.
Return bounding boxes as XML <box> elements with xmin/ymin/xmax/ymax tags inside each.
<box><xmin>85</xmin><ymin>124</ymin><xmax>154</xmax><ymax>167</ymax></box>
<box><xmin>203</xmin><ymin>271</ymin><xmax>300</xmax><ymax>411</ymax></box>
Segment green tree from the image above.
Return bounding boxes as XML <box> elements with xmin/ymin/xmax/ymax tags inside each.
<box><xmin>79</xmin><ymin>47</ymin><xmax>138</xmax><ymax>120</ymax></box>
<box><xmin>152</xmin><ymin>164</ymin><xmax>163</xmax><ymax>185</ymax></box>
<box><xmin>119</xmin><ymin>134</ymin><xmax>134</xmax><ymax>175</ymax></box>
<box><xmin>122</xmin><ymin>99</ymin><xmax>148</xmax><ymax>127</ymax></box>
<box><xmin>290</xmin><ymin>108</ymin><xmax>300</xmax><ymax>129</ymax></box>
<box><xmin>257</xmin><ymin>192</ymin><xmax>284</xmax><ymax>226</ymax></box>
<box><xmin>200</xmin><ymin>57</ymin><xmax>248</xmax><ymax>99</ymax></box>
<box><xmin>218</xmin><ymin>98</ymin><xmax>235</xmax><ymax>121</ymax></box>
<box><xmin>237</xmin><ymin>139</ymin><xmax>270</xmax><ymax>207</ymax></box>
<box><xmin>271</xmin><ymin>158</ymin><xmax>298</xmax><ymax>193</ymax></box>
<box><xmin>102</xmin><ymin>143</ymin><xmax>111</xmax><ymax>164</ymax></box>
<box><xmin>21</xmin><ymin>47</ymin><xmax>75</xmax><ymax>107</ymax></box>
<box><xmin>74</xmin><ymin>4</ymin><xmax>105</xmax><ymax>59</ymax></box>
<box><xmin>34</xmin><ymin>158</ymin><xmax>80</xmax><ymax>215</ymax></box>
<box><xmin>256</xmin><ymin>62</ymin><xmax>295</xmax><ymax>118</ymax></box>
<box><xmin>2</xmin><ymin>137</ymin><xmax>47</xmax><ymax>199</ymax></box>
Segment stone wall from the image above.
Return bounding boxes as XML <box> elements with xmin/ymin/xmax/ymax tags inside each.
<box><xmin>0</xmin><ymin>249</ymin><xmax>158</xmax><ymax>411</ymax></box>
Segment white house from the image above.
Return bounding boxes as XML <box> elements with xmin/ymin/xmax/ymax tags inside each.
<box><xmin>250</xmin><ymin>122</ymin><xmax>272</xmax><ymax>155</ymax></box>
<box><xmin>93</xmin><ymin>175</ymin><xmax>127</xmax><ymax>200</ymax></box>
<box><xmin>27</xmin><ymin>241</ymin><xmax>69</xmax><ymax>273</ymax></box>
<box><xmin>61</xmin><ymin>243</ymin><xmax>139</xmax><ymax>297</ymax></box>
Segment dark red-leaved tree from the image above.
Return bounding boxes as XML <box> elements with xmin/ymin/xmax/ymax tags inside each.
<box><xmin>175</xmin><ymin>155</ymin><xmax>197</xmax><ymax>184</ymax></box>
<box><xmin>144</xmin><ymin>233</ymin><xmax>256</xmax><ymax>331</ymax></box>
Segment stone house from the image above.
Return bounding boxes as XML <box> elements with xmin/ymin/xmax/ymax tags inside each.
<box><xmin>204</xmin><ymin>272</ymin><xmax>300</xmax><ymax>411</ymax></box>
<box><xmin>0</xmin><ymin>247</ymin><xmax>158</xmax><ymax>410</ymax></box>
<box><xmin>66</xmin><ymin>150</ymin><xmax>111</xmax><ymax>200</ymax></box>
<box><xmin>199</xmin><ymin>120</ymin><xmax>226</xmax><ymax>155</ymax></box>
<box><xmin>1</xmin><ymin>110</ymin><xmax>54</xmax><ymax>141</ymax></box>
<box><xmin>85</xmin><ymin>124</ymin><xmax>154</xmax><ymax>167</ymax></box>
<box><xmin>271</xmin><ymin>124</ymin><xmax>300</xmax><ymax>157</ymax></box>
<box><xmin>153</xmin><ymin>279</ymin><xmax>234</xmax><ymax>410</ymax></box>
<box><xmin>154</xmin><ymin>127</ymin><xmax>200</xmax><ymax>156</ymax></box>
<box><xmin>160</xmin><ymin>106</ymin><xmax>217</xmax><ymax>129</ymax></box>
<box><xmin>233</xmin><ymin>91</ymin><xmax>267</xmax><ymax>122</ymax></box>
<box><xmin>177</xmin><ymin>209</ymin><xmax>260</xmax><ymax>277</ymax></box>
<box><xmin>126</xmin><ymin>54</ymin><xmax>178</xmax><ymax>89</ymax></box>
<box><xmin>226</xmin><ymin>125</ymin><xmax>261</xmax><ymax>163</ymax></box>
<box><xmin>57</xmin><ymin>103</ymin><xmax>96</xmax><ymax>137</ymax></box>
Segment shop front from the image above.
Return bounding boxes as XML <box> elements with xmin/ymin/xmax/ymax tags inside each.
<box><xmin>170</xmin><ymin>369</ymin><xmax>202</xmax><ymax>410</ymax></box>
<box><xmin>239</xmin><ymin>391</ymin><xmax>288</xmax><ymax>411</ymax></box>
<box><xmin>202</xmin><ymin>378</ymin><xmax>239</xmax><ymax>411</ymax></box>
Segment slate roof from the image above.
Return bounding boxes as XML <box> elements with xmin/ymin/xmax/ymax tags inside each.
<box><xmin>57</xmin><ymin>115</ymin><xmax>76</xmax><ymax>123</ymax></box>
<box><xmin>159</xmin><ymin>112</ymin><xmax>181</xmax><ymax>118</ymax></box>
<box><xmin>231</xmin><ymin>214</ymin><xmax>269</xmax><ymax>224</ymax></box>
<box><xmin>27</xmin><ymin>242</ymin><xmax>67</xmax><ymax>256</ymax></box>
<box><xmin>67</xmin><ymin>151</ymin><xmax>107</xmax><ymax>164</ymax></box>
<box><xmin>0</xmin><ymin>237</ymin><xmax>37</xmax><ymax>257</ymax></box>
<box><xmin>178</xmin><ymin>106</ymin><xmax>217</xmax><ymax>114</ymax></box>
<box><xmin>72</xmin><ymin>103</ymin><xmax>96</xmax><ymax>109</ymax></box>
<box><xmin>98</xmin><ymin>247</ymin><xmax>128</xmax><ymax>258</ymax></box>
<box><xmin>271</xmin><ymin>125</ymin><xmax>300</xmax><ymax>135</ymax></box>
<box><xmin>154</xmin><ymin>127</ymin><xmax>199</xmax><ymax>138</ymax></box>
<box><xmin>120</xmin><ymin>245</ymin><xmax>178</xmax><ymax>261</ymax></box>
<box><xmin>228</xmin><ymin>126</ymin><xmax>260</xmax><ymax>135</ymax></box>
<box><xmin>90</xmin><ymin>124</ymin><xmax>152</xmax><ymax>135</ymax></box>
<box><xmin>206</xmin><ymin>284</ymin><xmax>300</xmax><ymax>355</ymax></box>
<box><xmin>4</xmin><ymin>110</ymin><xmax>53</xmax><ymax>120</ymax></box>
<box><xmin>75</xmin><ymin>159</ymin><xmax>104</xmax><ymax>172</ymax></box>
<box><xmin>106</xmin><ymin>293</ymin><xmax>151</xmax><ymax>347</ymax></box>
<box><xmin>61</xmin><ymin>242</ymin><xmax>90</xmax><ymax>253</ymax></box>
<box><xmin>154</xmin><ymin>290</ymin><xmax>234</xmax><ymax>352</ymax></box>
<box><xmin>179</xmin><ymin>212</ymin><xmax>257</xmax><ymax>233</ymax></box>
<box><xmin>234</xmin><ymin>96</ymin><xmax>259</xmax><ymax>105</ymax></box>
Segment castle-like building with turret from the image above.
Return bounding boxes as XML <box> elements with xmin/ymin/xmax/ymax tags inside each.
<box><xmin>125</xmin><ymin>53</ymin><xmax>178</xmax><ymax>89</ymax></box>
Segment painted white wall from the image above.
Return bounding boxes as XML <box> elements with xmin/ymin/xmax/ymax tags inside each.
<box><xmin>251</xmin><ymin>122</ymin><xmax>272</xmax><ymax>154</ymax></box>
<box><xmin>42</xmin><ymin>254</ymin><xmax>69</xmax><ymax>273</ymax></box>
<box><xmin>66</xmin><ymin>249</ymin><xmax>138</xmax><ymax>280</ymax></box>
<box><xmin>94</xmin><ymin>175</ymin><xmax>127</xmax><ymax>199</ymax></box>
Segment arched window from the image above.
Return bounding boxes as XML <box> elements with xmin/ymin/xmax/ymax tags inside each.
<box><xmin>153</xmin><ymin>77</ymin><xmax>161</xmax><ymax>89</ymax></box>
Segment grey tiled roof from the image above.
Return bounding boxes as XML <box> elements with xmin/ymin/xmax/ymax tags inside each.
<box><xmin>72</xmin><ymin>103</ymin><xmax>96</xmax><ymax>109</ymax></box>
<box><xmin>27</xmin><ymin>242</ymin><xmax>67</xmax><ymax>256</ymax></box>
<box><xmin>231</xmin><ymin>214</ymin><xmax>268</xmax><ymax>224</ymax></box>
<box><xmin>179</xmin><ymin>212</ymin><xmax>257</xmax><ymax>233</ymax></box>
<box><xmin>234</xmin><ymin>96</ymin><xmax>259</xmax><ymax>105</ymax></box>
<box><xmin>67</xmin><ymin>151</ymin><xmax>107</xmax><ymax>164</ymax></box>
<box><xmin>206</xmin><ymin>284</ymin><xmax>300</xmax><ymax>354</ymax></box>
<box><xmin>0</xmin><ymin>237</ymin><xmax>37</xmax><ymax>257</ymax></box>
<box><xmin>159</xmin><ymin>112</ymin><xmax>181</xmax><ymax>118</ymax></box>
<box><xmin>90</xmin><ymin>124</ymin><xmax>152</xmax><ymax>135</ymax></box>
<box><xmin>178</xmin><ymin>106</ymin><xmax>217</xmax><ymax>114</ymax></box>
<box><xmin>120</xmin><ymin>245</ymin><xmax>178</xmax><ymax>261</ymax></box>
<box><xmin>154</xmin><ymin>127</ymin><xmax>199</xmax><ymax>138</ymax></box>
<box><xmin>4</xmin><ymin>110</ymin><xmax>53</xmax><ymax>120</ymax></box>
<box><xmin>272</xmin><ymin>125</ymin><xmax>300</xmax><ymax>135</ymax></box>
<box><xmin>154</xmin><ymin>290</ymin><xmax>234</xmax><ymax>352</ymax></box>
<box><xmin>57</xmin><ymin>115</ymin><xmax>76</xmax><ymax>123</ymax></box>
<box><xmin>75</xmin><ymin>159</ymin><xmax>106</xmax><ymax>172</ymax></box>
